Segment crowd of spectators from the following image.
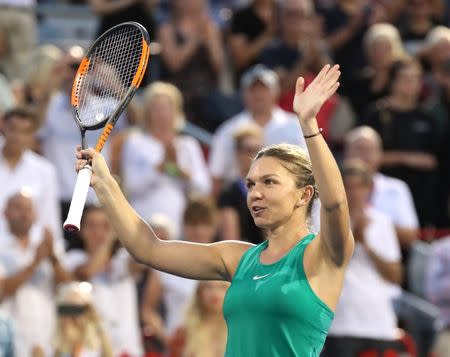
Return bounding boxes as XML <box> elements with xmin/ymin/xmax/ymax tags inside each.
<box><xmin>1</xmin><ymin>0</ymin><xmax>450</xmax><ymax>356</ymax></box>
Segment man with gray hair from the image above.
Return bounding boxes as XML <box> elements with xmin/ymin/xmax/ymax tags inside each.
<box><xmin>209</xmin><ymin>65</ymin><xmax>307</xmax><ymax>197</ymax></box>
<box><xmin>344</xmin><ymin>125</ymin><xmax>419</xmax><ymax>249</ymax></box>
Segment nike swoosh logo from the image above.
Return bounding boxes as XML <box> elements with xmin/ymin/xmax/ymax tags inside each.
<box><xmin>253</xmin><ymin>273</ymin><xmax>271</xmax><ymax>280</ymax></box>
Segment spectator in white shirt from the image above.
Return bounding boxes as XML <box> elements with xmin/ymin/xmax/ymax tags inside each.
<box><xmin>322</xmin><ymin>159</ymin><xmax>403</xmax><ymax>356</ymax></box>
<box><xmin>38</xmin><ymin>47</ymin><xmax>129</xmax><ymax>247</ymax></box>
<box><xmin>0</xmin><ymin>107</ymin><xmax>61</xmax><ymax>243</ymax></box>
<box><xmin>141</xmin><ymin>197</ymin><xmax>218</xmax><ymax>345</ymax></box>
<box><xmin>121</xmin><ymin>82</ymin><xmax>211</xmax><ymax>238</ymax></box>
<box><xmin>65</xmin><ymin>205</ymin><xmax>144</xmax><ymax>357</ymax></box>
<box><xmin>344</xmin><ymin>125</ymin><xmax>419</xmax><ymax>249</ymax></box>
<box><xmin>208</xmin><ymin>64</ymin><xmax>307</xmax><ymax>197</ymax></box>
<box><xmin>0</xmin><ymin>192</ymin><xmax>70</xmax><ymax>357</ymax></box>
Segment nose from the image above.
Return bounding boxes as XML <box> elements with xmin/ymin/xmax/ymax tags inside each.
<box><xmin>248</xmin><ymin>184</ymin><xmax>263</xmax><ymax>202</ymax></box>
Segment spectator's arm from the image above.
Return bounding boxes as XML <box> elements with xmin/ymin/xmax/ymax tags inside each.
<box><xmin>364</xmin><ymin>244</ymin><xmax>404</xmax><ymax>284</ymax></box>
<box><xmin>50</xmin><ymin>255</ymin><xmax>72</xmax><ymax>284</ymax></box>
<box><xmin>141</xmin><ymin>271</ymin><xmax>169</xmax><ymax>345</ymax></box>
<box><xmin>395</xmin><ymin>226</ymin><xmax>418</xmax><ymax>249</ymax></box>
<box><xmin>158</xmin><ymin>24</ymin><xmax>201</xmax><ymax>73</ymax></box>
<box><xmin>73</xmin><ymin>239</ymin><xmax>115</xmax><ymax>281</ymax></box>
<box><xmin>0</xmin><ymin>260</ymin><xmax>39</xmax><ymax>300</ymax></box>
<box><xmin>204</xmin><ymin>21</ymin><xmax>225</xmax><ymax>74</ymax></box>
<box><xmin>382</xmin><ymin>151</ymin><xmax>437</xmax><ymax>170</ymax></box>
<box><xmin>228</xmin><ymin>32</ymin><xmax>273</xmax><ymax>71</ymax></box>
<box><xmin>219</xmin><ymin>208</ymin><xmax>241</xmax><ymax>241</ymax></box>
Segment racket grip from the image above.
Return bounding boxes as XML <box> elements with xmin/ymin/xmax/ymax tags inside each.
<box><xmin>63</xmin><ymin>165</ymin><xmax>93</xmax><ymax>232</ymax></box>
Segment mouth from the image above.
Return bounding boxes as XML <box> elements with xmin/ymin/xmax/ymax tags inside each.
<box><xmin>251</xmin><ymin>206</ymin><xmax>266</xmax><ymax>216</ymax></box>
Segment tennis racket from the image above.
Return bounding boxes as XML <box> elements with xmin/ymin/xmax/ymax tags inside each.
<box><xmin>63</xmin><ymin>21</ymin><xmax>150</xmax><ymax>232</ymax></box>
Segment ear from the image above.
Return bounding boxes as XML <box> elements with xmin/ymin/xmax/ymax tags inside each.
<box><xmin>295</xmin><ymin>186</ymin><xmax>315</xmax><ymax>208</ymax></box>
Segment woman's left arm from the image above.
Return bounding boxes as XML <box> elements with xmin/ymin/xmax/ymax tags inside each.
<box><xmin>293</xmin><ymin>64</ymin><xmax>354</xmax><ymax>266</ymax></box>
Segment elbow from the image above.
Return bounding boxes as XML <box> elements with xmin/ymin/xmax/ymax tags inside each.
<box><xmin>388</xmin><ymin>265</ymin><xmax>404</xmax><ymax>285</ymax></box>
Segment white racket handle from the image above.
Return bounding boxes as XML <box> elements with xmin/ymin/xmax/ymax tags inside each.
<box><xmin>63</xmin><ymin>165</ymin><xmax>93</xmax><ymax>232</ymax></box>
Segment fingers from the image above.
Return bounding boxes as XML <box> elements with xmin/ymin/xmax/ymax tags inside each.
<box><xmin>75</xmin><ymin>147</ymin><xmax>97</xmax><ymax>160</ymax></box>
<box><xmin>327</xmin><ymin>82</ymin><xmax>340</xmax><ymax>97</ymax></box>
<box><xmin>295</xmin><ymin>77</ymin><xmax>305</xmax><ymax>95</ymax></box>
<box><xmin>315</xmin><ymin>64</ymin><xmax>331</xmax><ymax>84</ymax></box>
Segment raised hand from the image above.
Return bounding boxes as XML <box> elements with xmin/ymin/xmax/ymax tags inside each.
<box><xmin>76</xmin><ymin>146</ymin><xmax>112</xmax><ymax>188</ymax></box>
<box><xmin>293</xmin><ymin>64</ymin><xmax>341</xmax><ymax>124</ymax></box>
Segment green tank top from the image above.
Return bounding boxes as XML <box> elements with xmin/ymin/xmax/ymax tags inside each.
<box><xmin>223</xmin><ymin>233</ymin><xmax>334</xmax><ymax>357</ymax></box>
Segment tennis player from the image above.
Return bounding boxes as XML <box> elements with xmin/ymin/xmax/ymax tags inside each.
<box><xmin>76</xmin><ymin>64</ymin><xmax>354</xmax><ymax>356</ymax></box>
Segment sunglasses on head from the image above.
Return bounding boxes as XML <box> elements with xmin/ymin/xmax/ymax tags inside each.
<box><xmin>57</xmin><ymin>304</ymin><xmax>88</xmax><ymax>316</ymax></box>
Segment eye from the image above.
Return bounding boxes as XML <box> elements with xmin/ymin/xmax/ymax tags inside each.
<box><xmin>246</xmin><ymin>181</ymin><xmax>254</xmax><ymax>189</ymax></box>
<box><xmin>264</xmin><ymin>179</ymin><xmax>275</xmax><ymax>185</ymax></box>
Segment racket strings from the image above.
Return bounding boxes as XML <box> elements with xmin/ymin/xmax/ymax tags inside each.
<box><xmin>77</xmin><ymin>25</ymin><xmax>143</xmax><ymax>127</ymax></box>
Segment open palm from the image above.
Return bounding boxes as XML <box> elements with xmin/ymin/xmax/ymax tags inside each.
<box><xmin>293</xmin><ymin>64</ymin><xmax>341</xmax><ymax>123</ymax></box>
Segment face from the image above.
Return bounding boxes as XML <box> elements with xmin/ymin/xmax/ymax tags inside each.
<box><xmin>4</xmin><ymin>194</ymin><xmax>35</xmax><ymax>237</ymax></box>
<box><xmin>408</xmin><ymin>0</ymin><xmax>431</xmax><ymax>17</ymax></box>
<box><xmin>391</xmin><ymin>64</ymin><xmax>423</xmax><ymax>100</ymax></box>
<box><xmin>60</xmin><ymin>55</ymin><xmax>81</xmax><ymax>93</ymax></box>
<box><xmin>3</xmin><ymin>116</ymin><xmax>35</xmax><ymax>154</ymax></box>
<box><xmin>243</xmin><ymin>81</ymin><xmax>277</xmax><ymax>116</ymax></box>
<box><xmin>246</xmin><ymin>157</ymin><xmax>305</xmax><ymax>229</ymax></box>
<box><xmin>344</xmin><ymin>175</ymin><xmax>371</xmax><ymax>213</ymax></box>
<box><xmin>146</xmin><ymin>94</ymin><xmax>177</xmax><ymax>133</ymax></box>
<box><xmin>184</xmin><ymin>222</ymin><xmax>216</xmax><ymax>244</ymax></box>
<box><xmin>345</xmin><ymin>136</ymin><xmax>382</xmax><ymax>173</ymax></box>
<box><xmin>280</xmin><ymin>0</ymin><xmax>313</xmax><ymax>38</ymax></box>
<box><xmin>80</xmin><ymin>209</ymin><xmax>113</xmax><ymax>251</ymax></box>
<box><xmin>199</xmin><ymin>281</ymin><xmax>229</xmax><ymax>315</ymax></box>
<box><xmin>367</xmin><ymin>38</ymin><xmax>393</xmax><ymax>69</ymax></box>
<box><xmin>236</xmin><ymin>135</ymin><xmax>263</xmax><ymax>176</ymax></box>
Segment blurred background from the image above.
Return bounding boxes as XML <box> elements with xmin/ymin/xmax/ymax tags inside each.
<box><xmin>0</xmin><ymin>0</ymin><xmax>450</xmax><ymax>356</ymax></box>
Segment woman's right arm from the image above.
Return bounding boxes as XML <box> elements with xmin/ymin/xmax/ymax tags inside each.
<box><xmin>77</xmin><ymin>148</ymin><xmax>252</xmax><ymax>281</ymax></box>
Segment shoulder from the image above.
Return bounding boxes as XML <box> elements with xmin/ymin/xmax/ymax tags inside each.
<box><xmin>177</xmin><ymin>134</ymin><xmax>201</xmax><ymax>148</ymax></box>
<box><xmin>375</xmin><ymin>173</ymin><xmax>411</xmax><ymax>194</ymax></box>
<box><xmin>24</xmin><ymin>150</ymin><xmax>57</xmax><ymax>174</ymax></box>
<box><xmin>214</xmin><ymin>112</ymin><xmax>250</xmax><ymax>138</ymax></box>
<box><xmin>211</xmin><ymin>240</ymin><xmax>255</xmax><ymax>280</ymax></box>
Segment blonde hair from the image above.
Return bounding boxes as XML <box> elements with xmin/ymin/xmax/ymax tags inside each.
<box><xmin>254</xmin><ymin>143</ymin><xmax>318</xmax><ymax>216</ymax></box>
<box><xmin>233</xmin><ymin>122</ymin><xmax>263</xmax><ymax>150</ymax></box>
<box><xmin>53</xmin><ymin>282</ymin><xmax>113</xmax><ymax>356</ymax></box>
<box><xmin>364</xmin><ymin>23</ymin><xmax>407</xmax><ymax>61</ymax></box>
<box><xmin>182</xmin><ymin>281</ymin><xmax>228</xmax><ymax>357</ymax></box>
<box><xmin>143</xmin><ymin>81</ymin><xmax>185</xmax><ymax>131</ymax></box>
<box><xmin>424</xmin><ymin>25</ymin><xmax>450</xmax><ymax>49</ymax></box>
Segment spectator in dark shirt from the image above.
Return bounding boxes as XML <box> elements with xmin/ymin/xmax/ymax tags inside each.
<box><xmin>218</xmin><ymin>122</ymin><xmax>265</xmax><ymax>244</ymax></box>
<box><xmin>228</xmin><ymin>0</ymin><xmax>277</xmax><ymax>84</ymax></box>
<box><xmin>363</xmin><ymin>58</ymin><xmax>440</xmax><ymax>227</ymax></box>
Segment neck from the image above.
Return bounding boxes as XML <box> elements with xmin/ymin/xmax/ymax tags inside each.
<box><xmin>388</xmin><ymin>95</ymin><xmax>417</xmax><ymax>111</ymax></box>
<box><xmin>15</xmin><ymin>235</ymin><xmax>30</xmax><ymax>248</ymax></box>
<box><xmin>148</xmin><ymin>126</ymin><xmax>174</xmax><ymax>142</ymax></box>
<box><xmin>250</xmin><ymin>110</ymin><xmax>272</xmax><ymax>127</ymax></box>
<box><xmin>2</xmin><ymin>145</ymin><xmax>23</xmax><ymax>168</ymax></box>
<box><xmin>266</xmin><ymin>215</ymin><xmax>310</xmax><ymax>253</ymax></box>
<box><xmin>283</xmin><ymin>33</ymin><xmax>302</xmax><ymax>48</ymax></box>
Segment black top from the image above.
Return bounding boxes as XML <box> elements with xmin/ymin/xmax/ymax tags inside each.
<box><xmin>218</xmin><ymin>180</ymin><xmax>265</xmax><ymax>245</ymax></box>
<box><xmin>97</xmin><ymin>1</ymin><xmax>156</xmax><ymax>40</ymax></box>
<box><xmin>230</xmin><ymin>5</ymin><xmax>268</xmax><ymax>82</ymax></box>
<box><xmin>258</xmin><ymin>39</ymin><xmax>303</xmax><ymax>71</ymax></box>
<box><xmin>363</xmin><ymin>103</ymin><xmax>440</xmax><ymax>226</ymax></box>
<box><xmin>319</xmin><ymin>4</ymin><xmax>368</xmax><ymax>94</ymax></box>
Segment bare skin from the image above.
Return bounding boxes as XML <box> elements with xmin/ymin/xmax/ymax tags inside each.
<box><xmin>75</xmin><ymin>64</ymin><xmax>354</xmax><ymax>311</ymax></box>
